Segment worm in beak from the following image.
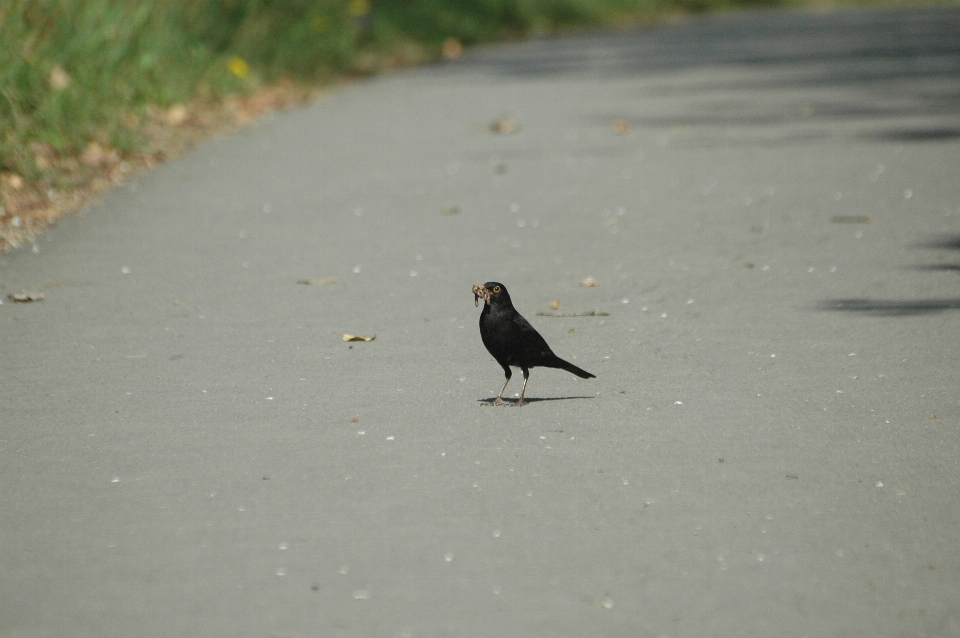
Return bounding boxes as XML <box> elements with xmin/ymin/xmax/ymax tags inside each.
<box><xmin>472</xmin><ymin>284</ymin><xmax>490</xmax><ymax>307</ymax></box>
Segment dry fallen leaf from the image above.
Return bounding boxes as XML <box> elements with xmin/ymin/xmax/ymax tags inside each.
<box><xmin>441</xmin><ymin>206</ymin><xmax>460</xmax><ymax>215</ymax></box>
<box><xmin>580</xmin><ymin>276</ymin><xmax>598</xmax><ymax>287</ymax></box>
<box><xmin>612</xmin><ymin>119</ymin><xmax>630</xmax><ymax>134</ymax></box>
<box><xmin>80</xmin><ymin>142</ymin><xmax>119</xmax><ymax>168</ymax></box>
<box><xmin>549</xmin><ymin>299</ymin><xmax>561</xmax><ymax>310</ymax></box>
<box><xmin>30</xmin><ymin>142</ymin><xmax>57</xmax><ymax>170</ymax></box>
<box><xmin>337</xmin><ymin>333</ymin><xmax>376</xmax><ymax>342</ymax></box>
<box><xmin>4</xmin><ymin>173</ymin><xmax>25</xmax><ymax>190</ymax></box>
<box><xmin>298</xmin><ymin>277</ymin><xmax>339</xmax><ymax>285</ymax></box>
<box><xmin>490</xmin><ymin>117</ymin><xmax>520</xmax><ymax>134</ymax></box>
<box><xmin>8</xmin><ymin>292</ymin><xmax>44</xmax><ymax>302</ymax></box>
<box><xmin>166</xmin><ymin>104</ymin><xmax>189</xmax><ymax>127</ymax></box>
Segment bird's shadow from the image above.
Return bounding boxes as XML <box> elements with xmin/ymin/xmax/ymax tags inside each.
<box><xmin>477</xmin><ymin>395</ymin><xmax>595</xmax><ymax>406</ymax></box>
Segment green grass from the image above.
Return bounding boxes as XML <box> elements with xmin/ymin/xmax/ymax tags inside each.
<box><xmin>3</xmin><ymin>0</ymin><xmax>860</xmax><ymax>186</ymax></box>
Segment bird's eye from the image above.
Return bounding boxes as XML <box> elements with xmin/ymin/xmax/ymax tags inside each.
<box><xmin>493</xmin><ymin>285</ymin><xmax>501</xmax><ymax>293</ymax></box>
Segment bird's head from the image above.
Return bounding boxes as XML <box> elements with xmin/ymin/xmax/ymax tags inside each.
<box><xmin>473</xmin><ymin>282</ymin><xmax>510</xmax><ymax>307</ymax></box>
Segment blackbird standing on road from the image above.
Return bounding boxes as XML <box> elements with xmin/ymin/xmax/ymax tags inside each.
<box><xmin>473</xmin><ymin>282</ymin><xmax>595</xmax><ymax>406</ymax></box>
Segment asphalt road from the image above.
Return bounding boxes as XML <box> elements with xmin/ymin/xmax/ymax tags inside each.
<box><xmin>2</xmin><ymin>7</ymin><xmax>960</xmax><ymax>637</ymax></box>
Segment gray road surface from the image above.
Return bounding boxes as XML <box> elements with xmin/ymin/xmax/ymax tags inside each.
<box><xmin>2</xmin><ymin>7</ymin><xmax>960</xmax><ymax>637</ymax></box>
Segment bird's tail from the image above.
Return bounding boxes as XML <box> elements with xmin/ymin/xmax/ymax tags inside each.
<box><xmin>554</xmin><ymin>357</ymin><xmax>595</xmax><ymax>379</ymax></box>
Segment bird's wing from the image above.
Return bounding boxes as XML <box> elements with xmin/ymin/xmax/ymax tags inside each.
<box><xmin>510</xmin><ymin>312</ymin><xmax>556</xmax><ymax>362</ymax></box>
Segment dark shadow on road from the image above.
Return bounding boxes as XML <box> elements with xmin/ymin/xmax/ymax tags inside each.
<box><xmin>449</xmin><ymin>8</ymin><xmax>960</xmax><ymax>79</ymax></box>
<box><xmin>911</xmin><ymin>264</ymin><xmax>960</xmax><ymax>272</ymax></box>
<box><xmin>868</xmin><ymin>127</ymin><xmax>960</xmax><ymax>143</ymax></box>
<box><xmin>440</xmin><ymin>7</ymin><xmax>960</xmax><ymax>145</ymax></box>
<box><xmin>917</xmin><ymin>234</ymin><xmax>960</xmax><ymax>251</ymax></box>
<box><xmin>819</xmin><ymin>298</ymin><xmax>960</xmax><ymax>316</ymax></box>
<box><xmin>821</xmin><ymin>233</ymin><xmax>960</xmax><ymax>316</ymax></box>
<box><xmin>907</xmin><ymin>235</ymin><xmax>960</xmax><ymax>272</ymax></box>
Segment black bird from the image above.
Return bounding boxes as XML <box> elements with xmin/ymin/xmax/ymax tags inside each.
<box><xmin>473</xmin><ymin>282</ymin><xmax>595</xmax><ymax>406</ymax></box>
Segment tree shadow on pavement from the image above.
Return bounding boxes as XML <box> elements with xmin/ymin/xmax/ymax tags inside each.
<box><xmin>819</xmin><ymin>298</ymin><xmax>960</xmax><ymax>316</ymax></box>
<box><xmin>869</xmin><ymin>128</ymin><xmax>960</xmax><ymax>143</ymax></box>
<box><xmin>820</xmin><ymin>234</ymin><xmax>960</xmax><ymax>316</ymax></box>
<box><xmin>445</xmin><ymin>7</ymin><xmax>960</xmax><ymax>146</ymax></box>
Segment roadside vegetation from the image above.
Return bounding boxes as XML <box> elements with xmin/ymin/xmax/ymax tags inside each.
<box><xmin>0</xmin><ymin>0</ymin><xmax>926</xmax><ymax>250</ymax></box>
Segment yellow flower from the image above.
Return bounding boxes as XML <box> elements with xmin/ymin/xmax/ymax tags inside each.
<box><xmin>348</xmin><ymin>0</ymin><xmax>370</xmax><ymax>17</ymax></box>
<box><xmin>227</xmin><ymin>56</ymin><xmax>249</xmax><ymax>79</ymax></box>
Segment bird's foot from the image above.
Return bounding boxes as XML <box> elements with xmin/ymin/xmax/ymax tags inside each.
<box><xmin>484</xmin><ymin>397</ymin><xmax>506</xmax><ymax>407</ymax></box>
<box><xmin>513</xmin><ymin>397</ymin><xmax>526</xmax><ymax>407</ymax></box>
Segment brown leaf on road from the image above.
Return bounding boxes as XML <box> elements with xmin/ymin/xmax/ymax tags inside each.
<box><xmin>612</xmin><ymin>119</ymin><xmax>630</xmax><ymax>134</ymax></box>
<box><xmin>580</xmin><ymin>276</ymin><xmax>598</xmax><ymax>287</ymax></box>
<box><xmin>336</xmin><ymin>332</ymin><xmax>376</xmax><ymax>342</ymax></box>
<box><xmin>8</xmin><ymin>292</ymin><xmax>44</xmax><ymax>302</ymax></box>
<box><xmin>549</xmin><ymin>299</ymin><xmax>561</xmax><ymax>310</ymax></box>
<box><xmin>490</xmin><ymin>117</ymin><xmax>519</xmax><ymax>134</ymax></box>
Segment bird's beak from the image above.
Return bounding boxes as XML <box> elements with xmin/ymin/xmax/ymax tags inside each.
<box><xmin>473</xmin><ymin>284</ymin><xmax>491</xmax><ymax>307</ymax></box>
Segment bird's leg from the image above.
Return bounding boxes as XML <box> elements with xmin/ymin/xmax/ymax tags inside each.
<box><xmin>486</xmin><ymin>367</ymin><xmax>512</xmax><ymax>406</ymax></box>
<box><xmin>491</xmin><ymin>376</ymin><xmax>511</xmax><ymax>406</ymax></box>
<box><xmin>515</xmin><ymin>367</ymin><xmax>530</xmax><ymax>406</ymax></box>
